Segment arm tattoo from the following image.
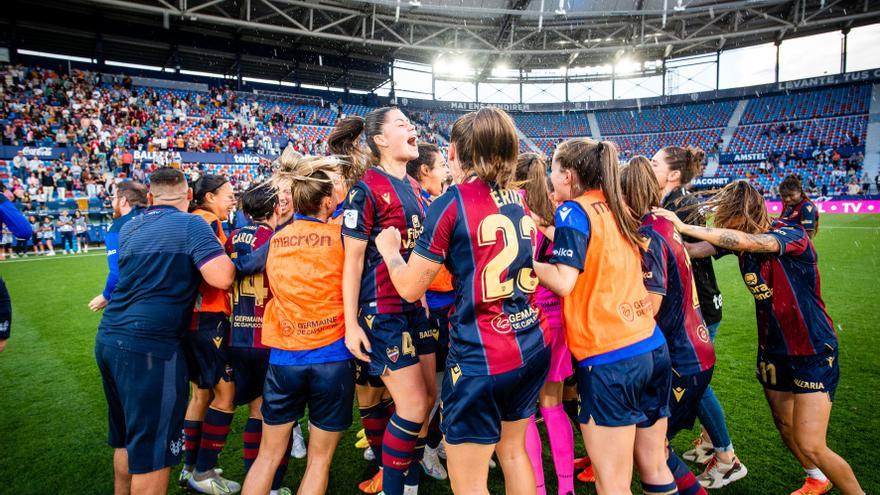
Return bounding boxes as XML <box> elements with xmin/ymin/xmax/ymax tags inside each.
<box><xmin>718</xmin><ymin>232</ymin><xmax>740</xmax><ymax>249</ymax></box>
<box><xmin>746</xmin><ymin>234</ymin><xmax>779</xmax><ymax>252</ymax></box>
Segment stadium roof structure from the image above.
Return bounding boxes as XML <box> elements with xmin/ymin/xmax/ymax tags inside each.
<box><xmin>3</xmin><ymin>0</ymin><xmax>880</xmax><ymax>91</ymax></box>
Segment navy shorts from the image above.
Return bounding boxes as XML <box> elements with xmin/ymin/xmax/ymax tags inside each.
<box><xmin>261</xmin><ymin>360</ymin><xmax>356</xmax><ymax>431</ymax></box>
<box><xmin>576</xmin><ymin>343</ymin><xmax>672</xmax><ymax>427</ymax></box>
<box><xmin>360</xmin><ymin>309</ymin><xmax>433</xmax><ymax>376</ymax></box>
<box><xmin>668</xmin><ymin>367</ymin><xmax>714</xmax><ymax>439</ymax></box>
<box><xmin>428</xmin><ymin>305</ymin><xmax>452</xmax><ymax>373</ymax></box>
<box><xmin>354</xmin><ymin>358</ymin><xmax>385</xmax><ymax>388</ymax></box>
<box><xmin>183</xmin><ymin>312</ymin><xmax>232</xmax><ymax>389</ymax></box>
<box><xmin>229</xmin><ymin>347</ymin><xmax>270</xmax><ymax>406</ymax></box>
<box><xmin>95</xmin><ymin>341</ymin><xmax>188</xmax><ymax>474</ymax></box>
<box><xmin>441</xmin><ymin>347</ymin><xmax>550</xmax><ymax>445</ymax></box>
<box><xmin>757</xmin><ymin>346</ymin><xmax>839</xmax><ymax>401</ymax></box>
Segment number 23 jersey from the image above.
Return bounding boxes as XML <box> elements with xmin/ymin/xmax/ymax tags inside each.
<box><xmin>413</xmin><ymin>178</ymin><xmax>549</xmax><ymax>376</ymax></box>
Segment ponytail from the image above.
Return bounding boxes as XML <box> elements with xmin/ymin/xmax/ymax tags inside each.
<box><xmin>273</xmin><ymin>146</ymin><xmax>340</xmax><ymax>218</ymax></box>
<box><xmin>515</xmin><ymin>153</ymin><xmax>555</xmax><ymax>226</ymax></box>
<box><xmin>555</xmin><ymin>138</ymin><xmax>643</xmax><ymax>248</ymax></box>
<box><xmin>328</xmin><ymin>107</ymin><xmax>397</xmax><ymax>187</ymax></box>
<box><xmin>660</xmin><ymin>145</ymin><xmax>706</xmax><ymax>185</ymax></box>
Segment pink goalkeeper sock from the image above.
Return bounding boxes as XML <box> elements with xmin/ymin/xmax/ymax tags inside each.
<box><xmin>541</xmin><ymin>404</ymin><xmax>575</xmax><ymax>495</ymax></box>
<box><xmin>525</xmin><ymin>415</ymin><xmax>546</xmax><ymax>495</ymax></box>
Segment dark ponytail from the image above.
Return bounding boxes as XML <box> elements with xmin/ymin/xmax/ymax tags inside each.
<box><xmin>328</xmin><ymin>107</ymin><xmax>396</xmax><ymax>187</ymax></box>
<box><xmin>189</xmin><ymin>174</ymin><xmax>228</xmax><ymax>212</ymax></box>
<box><xmin>660</xmin><ymin>145</ymin><xmax>706</xmax><ymax>185</ymax></box>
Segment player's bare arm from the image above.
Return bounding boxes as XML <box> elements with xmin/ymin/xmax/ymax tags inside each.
<box><xmin>653</xmin><ymin>208</ymin><xmax>780</xmax><ymax>254</ymax></box>
<box><xmin>685</xmin><ymin>241</ymin><xmax>718</xmax><ymax>259</ymax></box>
<box><xmin>342</xmin><ymin>236</ymin><xmax>371</xmax><ymax>362</ymax></box>
<box><xmin>199</xmin><ymin>254</ymin><xmax>235</xmax><ymax>290</ymax></box>
<box><xmin>375</xmin><ymin>226</ymin><xmax>441</xmax><ymax>303</ymax></box>
<box><xmin>532</xmin><ymin>260</ymin><xmax>579</xmax><ymax>297</ymax></box>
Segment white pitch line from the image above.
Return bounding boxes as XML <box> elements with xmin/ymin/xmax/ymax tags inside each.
<box><xmin>0</xmin><ymin>249</ymin><xmax>107</xmax><ymax>264</ymax></box>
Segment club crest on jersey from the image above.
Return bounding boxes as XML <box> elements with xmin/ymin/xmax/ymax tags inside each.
<box><xmin>363</xmin><ymin>314</ymin><xmax>375</xmax><ymax>330</ymax></box>
<box><xmin>697</xmin><ymin>324</ymin><xmax>710</xmax><ymax>343</ymax></box>
<box><xmin>343</xmin><ymin>209</ymin><xmax>358</xmax><ymax>229</ymax></box>
<box><xmin>382</xmin><ymin>192</ymin><xmax>391</xmax><ymax>204</ymax></box>
<box><xmin>212</xmin><ymin>336</ymin><xmax>223</xmax><ymax>348</ymax></box>
<box><xmin>673</xmin><ymin>387</ymin><xmax>686</xmax><ymax>402</ymax></box>
<box><xmin>450</xmin><ymin>365</ymin><xmax>462</xmax><ymax>386</ymax></box>
<box><xmin>386</xmin><ymin>346</ymin><xmax>400</xmax><ymax>363</ymax></box>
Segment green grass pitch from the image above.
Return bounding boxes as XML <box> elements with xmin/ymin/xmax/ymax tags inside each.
<box><xmin>1</xmin><ymin>214</ymin><xmax>878</xmax><ymax>494</ymax></box>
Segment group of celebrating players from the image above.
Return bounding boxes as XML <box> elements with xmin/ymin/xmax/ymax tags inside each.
<box><xmin>91</xmin><ymin>105</ymin><xmax>866</xmax><ymax>495</ymax></box>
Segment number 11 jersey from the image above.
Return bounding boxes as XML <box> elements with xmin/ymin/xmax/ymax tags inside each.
<box><xmin>413</xmin><ymin>177</ymin><xmax>549</xmax><ymax>376</ymax></box>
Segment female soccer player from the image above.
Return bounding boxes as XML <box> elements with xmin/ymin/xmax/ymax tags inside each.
<box><xmin>374</xmin><ymin>107</ymin><xmax>550</xmax><ymax>495</ymax></box>
<box><xmin>778</xmin><ymin>174</ymin><xmax>819</xmax><ymax>238</ymax></box>
<box><xmin>406</xmin><ymin>142</ymin><xmax>451</xmax><ymax>481</ymax></box>
<box><xmin>335</xmin><ymin>108</ymin><xmax>436</xmax><ymax>495</ymax></box>
<box><xmin>654</xmin><ymin>181</ymin><xmax>865</xmax><ymax>495</ymax></box>
<box><xmin>241</xmin><ymin>154</ymin><xmax>355</xmax><ymax>495</ymax></box>
<box><xmin>181</xmin><ymin>174</ymin><xmax>240</xmax><ymax>493</ymax></box>
<box><xmin>651</xmin><ymin>146</ymin><xmax>745</xmax><ymax>487</ymax></box>
<box><xmin>622</xmin><ymin>156</ymin><xmax>730</xmax><ymax>495</ymax></box>
<box><xmin>532</xmin><ymin>138</ymin><xmax>676</xmax><ymax>495</ymax></box>
<box><xmin>515</xmin><ymin>153</ymin><xmax>575</xmax><ymax>495</ymax></box>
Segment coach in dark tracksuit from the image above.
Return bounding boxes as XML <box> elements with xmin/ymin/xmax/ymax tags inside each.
<box><xmin>0</xmin><ymin>193</ymin><xmax>33</xmax><ymax>353</ymax></box>
<box><xmin>94</xmin><ymin>168</ymin><xmax>234</xmax><ymax>494</ymax></box>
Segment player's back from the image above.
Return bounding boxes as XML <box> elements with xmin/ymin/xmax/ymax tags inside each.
<box><xmin>640</xmin><ymin>214</ymin><xmax>715</xmax><ymax>375</ymax></box>
<box><xmin>99</xmin><ymin>206</ymin><xmax>223</xmax><ymax>354</ymax></box>
<box><xmin>425</xmin><ymin>178</ymin><xmax>546</xmax><ymax>375</ymax></box>
<box><xmin>226</xmin><ymin>223</ymin><xmax>274</xmax><ymax>348</ymax></box>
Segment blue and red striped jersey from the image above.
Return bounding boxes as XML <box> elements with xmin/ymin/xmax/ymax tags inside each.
<box><xmin>413</xmin><ymin>177</ymin><xmax>548</xmax><ymax>376</ymax></box>
<box><xmin>640</xmin><ymin>214</ymin><xmax>715</xmax><ymax>375</ymax></box>
<box><xmin>780</xmin><ymin>198</ymin><xmax>819</xmax><ymax>233</ymax></box>
<box><xmin>737</xmin><ymin>221</ymin><xmax>836</xmax><ymax>356</ymax></box>
<box><xmin>342</xmin><ymin>167</ymin><xmax>426</xmax><ymax>314</ymax></box>
<box><xmin>225</xmin><ymin>223</ymin><xmax>274</xmax><ymax>348</ymax></box>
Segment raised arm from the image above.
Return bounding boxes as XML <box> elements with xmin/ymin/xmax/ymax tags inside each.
<box><xmin>653</xmin><ymin>208</ymin><xmax>781</xmax><ymax>254</ymax></box>
<box><xmin>375</xmin><ymin>227</ymin><xmax>442</xmax><ymax>303</ymax></box>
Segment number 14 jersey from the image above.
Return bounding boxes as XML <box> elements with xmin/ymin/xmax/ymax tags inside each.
<box><xmin>414</xmin><ymin>178</ymin><xmax>549</xmax><ymax>376</ymax></box>
<box><xmin>225</xmin><ymin>223</ymin><xmax>274</xmax><ymax>349</ymax></box>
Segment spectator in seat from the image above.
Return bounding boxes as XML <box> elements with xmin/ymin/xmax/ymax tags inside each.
<box><xmin>847</xmin><ymin>180</ymin><xmax>861</xmax><ymax>196</ymax></box>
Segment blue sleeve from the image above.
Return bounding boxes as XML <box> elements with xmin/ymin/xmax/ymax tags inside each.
<box><xmin>102</xmin><ymin>231</ymin><xmax>120</xmax><ymax>300</ymax></box>
<box><xmin>232</xmin><ymin>239</ymin><xmax>270</xmax><ymax>274</ymax></box>
<box><xmin>187</xmin><ymin>216</ymin><xmax>227</xmax><ymax>267</ymax></box>
<box><xmin>549</xmin><ymin>201</ymin><xmax>590</xmax><ymax>271</ymax></box>
<box><xmin>0</xmin><ymin>197</ymin><xmax>32</xmax><ymax>239</ymax></box>
<box><xmin>768</xmin><ymin>225</ymin><xmax>809</xmax><ymax>257</ymax></box>
<box><xmin>641</xmin><ymin>229</ymin><xmax>668</xmax><ymax>295</ymax></box>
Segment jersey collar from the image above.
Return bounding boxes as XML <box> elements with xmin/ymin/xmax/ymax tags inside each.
<box><xmin>293</xmin><ymin>212</ymin><xmax>326</xmax><ymax>224</ymax></box>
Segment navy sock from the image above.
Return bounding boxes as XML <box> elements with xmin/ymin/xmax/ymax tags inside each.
<box><xmin>426</xmin><ymin>412</ymin><xmax>442</xmax><ymax>450</ymax></box>
<box><xmin>243</xmin><ymin>418</ymin><xmax>262</xmax><ymax>474</ymax></box>
<box><xmin>667</xmin><ymin>446</ymin><xmax>706</xmax><ymax>495</ymax></box>
<box><xmin>642</xmin><ymin>480</ymin><xmax>679</xmax><ymax>495</ymax></box>
<box><xmin>195</xmin><ymin>408</ymin><xmax>234</xmax><ymax>473</ymax></box>
<box><xmin>404</xmin><ymin>437</ymin><xmax>427</xmax><ymax>486</ymax></box>
<box><xmin>183</xmin><ymin>420</ymin><xmax>202</xmax><ymax>468</ymax></box>
<box><xmin>382</xmin><ymin>414</ymin><xmax>423</xmax><ymax>495</ymax></box>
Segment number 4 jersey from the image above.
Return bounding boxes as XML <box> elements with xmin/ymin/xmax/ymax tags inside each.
<box><xmin>225</xmin><ymin>223</ymin><xmax>275</xmax><ymax>349</ymax></box>
<box><xmin>414</xmin><ymin>178</ymin><xmax>549</xmax><ymax>376</ymax></box>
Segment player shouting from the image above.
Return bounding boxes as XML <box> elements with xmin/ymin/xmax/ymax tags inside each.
<box><xmin>336</xmin><ymin>108</ymin><xmax>436</xmax><ymax>495</ymax></box>
<box><xmin>374</xmin><ymin>107</ymin><xmax>551</xmax><ymax>494</ymax></box>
